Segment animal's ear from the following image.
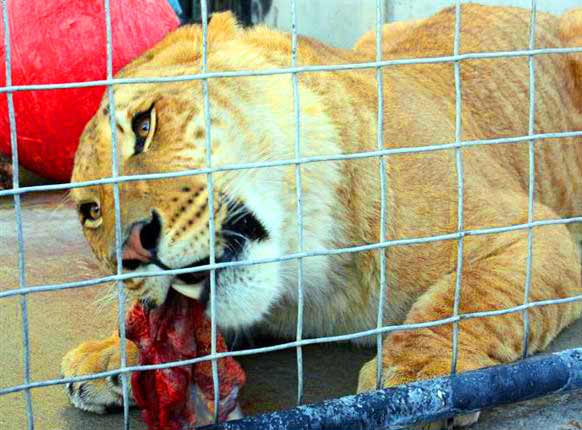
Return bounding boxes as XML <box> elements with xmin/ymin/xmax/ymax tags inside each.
<box><xmin>560</xmin><ymin>8</ymin><xmax>582</xmax><ymax>110</ymax></box>
<box><xmin>208</xmin><ymin>11</ymin><xmax>240</xmax><ymax>39</ymax></box>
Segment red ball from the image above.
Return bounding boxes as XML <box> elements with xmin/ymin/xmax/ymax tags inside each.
<box><xmin>0</xmin><ymin>0</ymin><xmax>179</xmax><ymax>182</ymax></box>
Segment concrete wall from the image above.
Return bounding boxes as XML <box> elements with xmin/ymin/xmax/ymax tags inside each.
<box><xmin>262</xmin><ymin>0</ymin><xmax>582</xmax><ymax>48</ymax></box>
<box><xmin>262</xmin><ymin>0</ymin><xmax>385</xmax><ymax>49</ymax></box>
<box><xmin>388</xmin><ymin>0</ymin><xmax>580</xmax><ymax>22</ymax></box>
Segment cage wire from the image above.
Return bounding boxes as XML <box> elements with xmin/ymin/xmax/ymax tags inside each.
<box><xmin>522</xmin><ymin>0</ymin><xmax>538</xmax><ymax>360</ymax></box>
<box><xmin>289</xmin><ymin>0</ymin><xmax>306</xmax><ymax>408</ymax></box>
<box><xmin>102</xmin><ymin>0</ymin><xmax>132</xmax><ymax>428</ymax></box>
<box><xmin>374</xmin><ymin>0</ymin><xmax>389</xmax><ymax>392</ymax></box>
<box><xmin>0</xmin><ymin>0</ymin><xmax>33</xmax><ymax>428</ymax></box>
<box><xmin>1</xmin><ymin>0</ymin><xmax>582</xmax><ymax>429</ymax></box>
<box><xmin>198</xmin><ymin>0</ymin><xmax>222</xmax><ymax>422</ymax></box>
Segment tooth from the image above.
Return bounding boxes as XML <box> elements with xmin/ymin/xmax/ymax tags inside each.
<box><xmin>172</xmin><ymin>284</ymin><xmax>203</xmax><ymax>300</ymax></box>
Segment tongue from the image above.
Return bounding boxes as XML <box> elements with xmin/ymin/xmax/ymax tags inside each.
<box><xmin>125</xmin><ymin>289</ymin><xmax>246</xmax><ymax>429</ymax></box>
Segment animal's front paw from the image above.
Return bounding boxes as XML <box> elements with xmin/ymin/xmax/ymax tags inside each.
<box><xmin>61</xmin><ymin>336</ymin><xmax>137</xmax><ymax>414</ymax></box>
<box><xmin>357</xmin><ymin>358</ymin><xmax>480</xmax><ymax>429</ymax></box>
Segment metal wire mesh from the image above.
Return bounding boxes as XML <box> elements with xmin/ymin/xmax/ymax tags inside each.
<box><xmin>0</xmin><ymin>0</ymin><xmax>33</xmax><ymax>428</ymax></box>
<box><xmin>103</xmin><ymin>0</ymin><xmax>132</xmax><ymax>428</ymax></box>
<box><xmin>450</xmin><ymin>0</ymin><xmax>465</xmax><ymax>380</ymax></box>
<box><xmin>289</xmin><ymin>0</ymin><xmax>306</xmax><ymax>407</ymax></box>
<box><xmin>374</xmin><ymin>0</ymin><xmax>389</xmax><ymax>391</ymax></box>
<box><xmin>198</xmin><ymin>0</ymin><xmax>222</xmax><ymax>421</ymax></box>
<box><xmin>1</xmin><ymin>1</ymin><xmax>582</xmax><ymax>430</ymax></box>
<box><xmin>522</xmin><ymin>0</ymin><xmax>538</xmax><ymax>360</ymax></box>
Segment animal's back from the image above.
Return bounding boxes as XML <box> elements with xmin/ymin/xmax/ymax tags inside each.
<box><xmin>357</xmin><ymin>4</ymin><xmax>582</xmax><ymax>227</ymax></box>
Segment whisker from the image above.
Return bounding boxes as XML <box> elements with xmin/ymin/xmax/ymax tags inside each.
<box><xmin>221</xmin><ymin>229</ymin><xmax>248</xmax><ymax>242</ymax></box>
<box><xmin>224</xmin><ymin>240</ymin><xmax>245</xmax><ymax>256</ymax></box>
<box><xmin>224</xmin><ymin>206</ymin><xmax>249</xmax><ymax>225</ymax></box>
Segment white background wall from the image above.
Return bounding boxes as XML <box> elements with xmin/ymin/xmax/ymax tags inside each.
<box><xmin>263</xmin><ymin>0</ymin><xmax>582</xmax><ymax>48</ymax></box>
<box><xmin>263</xmin><ymin>0</ymin><xmax>381</xmax><ymax>49</ymax></box>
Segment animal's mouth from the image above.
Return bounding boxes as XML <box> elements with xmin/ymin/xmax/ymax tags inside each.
<box><xmin>156</xmin><ymin>252</ymin><xmax>237</xmax><ymax>303</ymax></box>
<box><xmin>167</xmin><ymin>257</ymin><xmax>212</xmax><ymax>303</ymax></box>
<box><xmin>125</xmin><ymin>200</ymin><xmax>268</xmax><ymax>305</ymax></box>
<box><xmin>168</xmin><ymin>256</ymin><xmax>214</xmax><ymax>285</ymax></box>
<box><xmin>170</xmin><ymin>260</ymin><xmax>212</xmax><ymax>303</ymax></box>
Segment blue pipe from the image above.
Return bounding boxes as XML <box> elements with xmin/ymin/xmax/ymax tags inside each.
<box><xmin>198</xmin><ymin>348</ymin><xmax>582</xmax><ymax>430</ymax></box>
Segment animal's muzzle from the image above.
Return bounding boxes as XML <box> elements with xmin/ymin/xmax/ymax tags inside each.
<box><xmin>121</xmin><ymin>210</ymin><xmax>161</xmax><ymax>270</ymax></box>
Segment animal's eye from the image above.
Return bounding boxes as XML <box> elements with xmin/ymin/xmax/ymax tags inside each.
<box><xmin>135</xmin><ymin>115</ymin><xmax>150</xmax><ymax>138</ymax></box>
<box><xmin>131</xmin><ymin>106</ymin><xmax>156</xmax><ymax>155</ymax></box>
<box><xmin>79</xmin><ymin>202</ymin><xmax>102</xmax><ymax>228</ymax></box>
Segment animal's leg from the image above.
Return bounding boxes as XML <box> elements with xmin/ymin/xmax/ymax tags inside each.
<box><xmin>61</xmin><ymin>333</ymin><xmax>138</xmax><ymax>414</ymax></box>
<box><xmin>359</xmin><ymin>224</ymin><xmax>582</xmax><ymax>428</ymax></box>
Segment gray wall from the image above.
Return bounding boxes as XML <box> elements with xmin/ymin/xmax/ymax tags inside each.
<box><xmin>262</xmin><ymin>0</ymin><xmax>383</xmax><ymax>49</ymax></box>
<box><xmin>263</xmin><ymin>0</ymin><xmax>582</xmax><ymax>49</ymax></box>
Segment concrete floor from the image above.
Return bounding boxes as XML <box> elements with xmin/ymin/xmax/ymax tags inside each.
<box><xmin>1</xmin><ymin>191</ymin><xmax>581</xmax><ymax>430</ymax></box>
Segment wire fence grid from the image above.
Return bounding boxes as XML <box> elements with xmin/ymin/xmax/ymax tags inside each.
<box><xmin>1</xmin><ymin>0</ymin><xmax>582</xmax><ymax>429</ymax></box>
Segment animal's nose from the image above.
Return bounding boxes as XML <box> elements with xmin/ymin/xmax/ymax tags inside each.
<box><xmin>121</xmin><ymin>211</ymin><xmax>161</xmax><ymax>269</ymax></box>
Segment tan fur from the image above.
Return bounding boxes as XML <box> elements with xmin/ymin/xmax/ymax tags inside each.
<box><xmin>62</xmin><ymin>5</ymin><xmax>582</xmax><ymax>426</ymax></box>
<box><xmin>560</xmin><ymin>8</ymin><xmax>582</xmax><ymax>110</ymax></box>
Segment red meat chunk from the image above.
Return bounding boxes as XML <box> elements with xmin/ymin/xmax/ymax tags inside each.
<box><xmin>125</xmin><ymin>290</ymin><xmax>246</xmax><ymax>430</ymax></box>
